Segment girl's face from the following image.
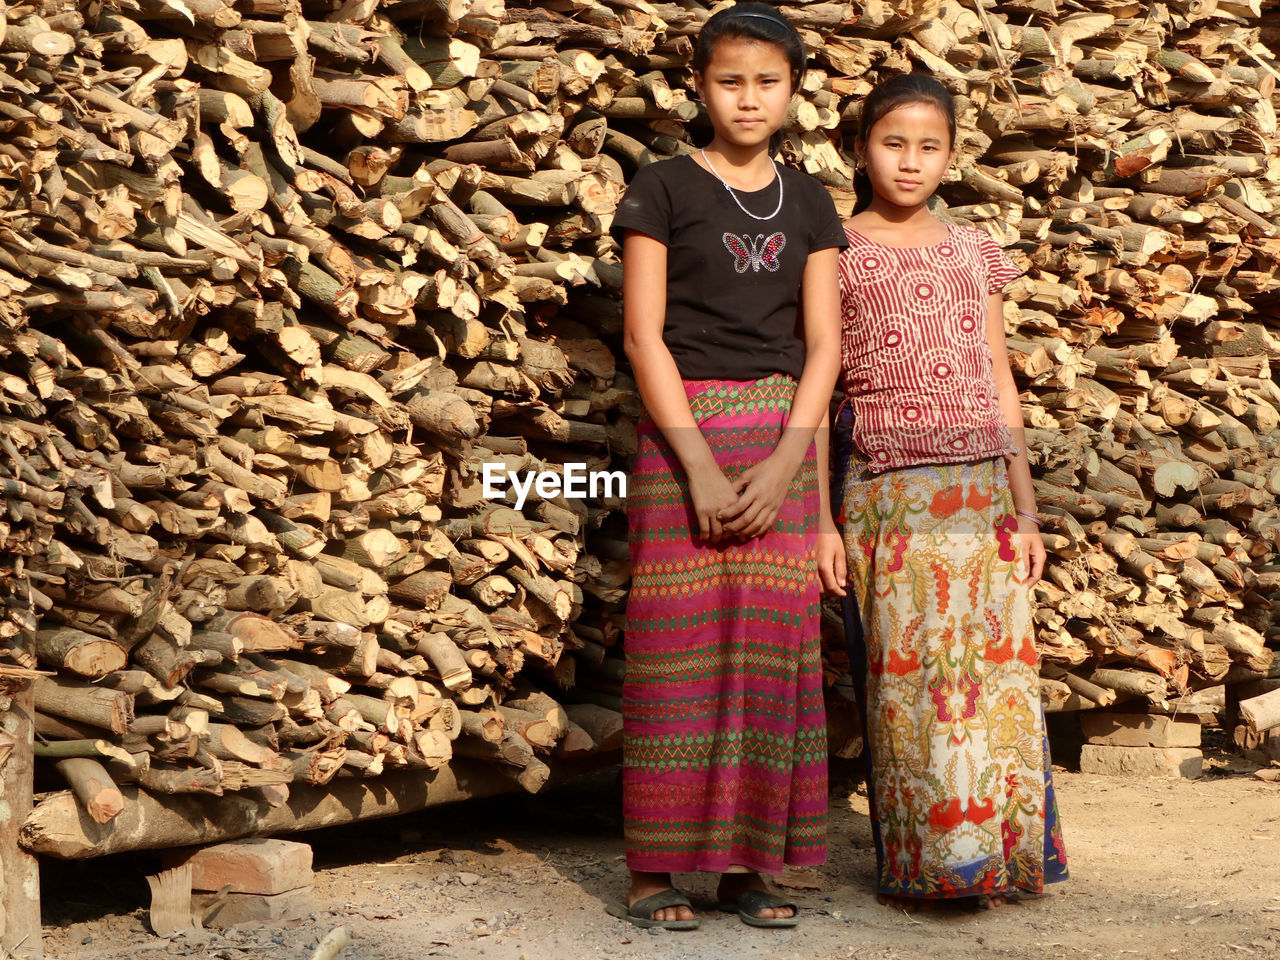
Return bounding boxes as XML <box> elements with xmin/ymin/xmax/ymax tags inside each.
<box><xmin>694</xmin><ymin>38</ymin><xmax>793</xmax><ymax>150</ymax></box>
<box><xmin>859</xmin><ymin>102</ymin><xmax>955</xmax><ymax>209</ymax></box>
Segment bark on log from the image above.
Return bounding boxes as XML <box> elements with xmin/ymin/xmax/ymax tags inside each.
<box><xmin>33</xmin><ymin>629</ymin><xmax>127</xmax><ymax>678</ymax></box>
<box><xmin>21</xmin><ymin>760</ymin><xmax>528</xmax><ymax>858</ymax></box>
<box><xmin>1240</xmin><ymin>687</ymin><xmax>1280</xmax><ymax>734</ymax></box>
<box><xmin>32</xmin><ymin>678</ymin><xmax>133</xmax><ymax>736</ymax></box>
<box><xmin>54</xmin><ymin>758</ymin><xmax>125</xmax><ymax>825</ymax></box>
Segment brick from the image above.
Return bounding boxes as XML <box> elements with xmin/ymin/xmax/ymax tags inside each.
<box><xmin>164</xmin><ymin>838</ymin><xmax>312</xmax><ymax>896</ymax></box>
<box><xmin>193</xmin><ymin>886</ymin><xmax>313</xmax><ymax>928</ymax></box>
<box><xmin>1081</xmin><ymin>712</ymin><xmax>1201</xmax><ymax>748</ymax></box>
<box><xmin>1079</xmin><ymin>744</ymin><xmax>1203</xmax><ymax>779</ymax></box>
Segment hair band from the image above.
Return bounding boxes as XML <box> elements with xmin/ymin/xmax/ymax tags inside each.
<box><xmin>728</xmin><ymin>11</ymin><xmax>781</xmax><ymax>22</ymax></box>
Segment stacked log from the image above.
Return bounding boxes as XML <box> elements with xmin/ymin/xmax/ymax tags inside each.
<box><xmin>915</xmin><ymin>0</ymin><xmax>1280</xmax><ymax>709</ymax></box>
<box><xmin>0</xmin><ymin>0</ymin><xmax>1278</xmax><ymax>853</ymax></box>
<box><xmin>0</xmin><ymin>0</ymin><xmax>643</xmax><ymax>828</ymax></box>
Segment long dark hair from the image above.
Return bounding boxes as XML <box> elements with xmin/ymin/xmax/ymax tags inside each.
<box><xmin>852</xmin><ymin>74</ymin><xmax>957</xmax><ymax>214</ymax></box>
<box><xmin>692</xmin><ymin>2</ymin><xmax>806</xmax><ymax>155</ymax></box>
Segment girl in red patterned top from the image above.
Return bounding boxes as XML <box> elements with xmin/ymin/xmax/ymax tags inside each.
<box><xmin>830</xmin><ymin>74</ymin><xmax>1068</xmax><ymax>912</ymax></box>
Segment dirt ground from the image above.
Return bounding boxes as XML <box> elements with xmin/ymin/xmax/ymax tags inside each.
<box><xmin>38</xmin><ymin>744</ymin><xmax>1280</xmax><ymax>960</ymax></box>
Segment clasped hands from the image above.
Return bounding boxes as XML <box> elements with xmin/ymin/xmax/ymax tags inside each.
<box><xmin>687</xmin><ymin>452</ymin><xmax>797</xmax><ymax>544</ymax></box>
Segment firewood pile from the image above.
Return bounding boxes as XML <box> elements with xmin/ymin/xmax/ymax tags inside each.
<box><xmin>1</xmin><ymin>0</ymin><xmax>1279</xmax><ymax>852</ymax></box>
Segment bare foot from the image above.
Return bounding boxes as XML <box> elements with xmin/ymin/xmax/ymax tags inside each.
<box><xmin>877</xmin><ymin>892</ymin><xmax>1007</xmax><ymax>912</ymax></box>
<box><xmin>628</xmin><ymin>870</ymin><xmax>696</xmax><ymax>923</ymax></box>
<box><xmin>717</xmin><ymin>871</ymin><xmax>795</xmax><ymax>921</ymax></box>
<box><xmin>877</xmin><ymin>893</ymin><xmax>933</xmax><ymax>913</ymax></box>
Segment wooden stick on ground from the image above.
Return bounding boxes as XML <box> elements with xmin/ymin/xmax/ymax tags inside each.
<box><xmin>309</xmin><ymin>926</ymin><xmax>350</xmax><ymax>960</ymax></box>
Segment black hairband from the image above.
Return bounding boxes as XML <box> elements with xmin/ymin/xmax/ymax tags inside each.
<box><xmin>729</xmin><ymin>11</ymin><xmax>780</xmax><ymax>23</ymax></box>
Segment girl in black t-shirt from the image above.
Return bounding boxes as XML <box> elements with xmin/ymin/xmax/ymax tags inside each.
<box><xmin>610</xmin><ymin>2</ymin><xmax>846</xmax><ymax>932</ymax></box>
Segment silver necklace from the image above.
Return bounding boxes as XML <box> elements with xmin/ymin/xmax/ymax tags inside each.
<box><xmin>699</xmin><ymin>149</ymin><xmax>784</xmax><ymax>221</ymax></box>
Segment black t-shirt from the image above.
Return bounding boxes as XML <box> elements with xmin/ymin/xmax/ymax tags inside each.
<box><xmin>612</xmin><ymin>153</ymin><xmax>847</xmax><ymax>381</ymax></box>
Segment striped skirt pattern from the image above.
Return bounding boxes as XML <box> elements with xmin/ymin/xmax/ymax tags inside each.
<box><xmin>840</xmin><ymin>454</ymin><xmax>1068</xmax><ymax>898</ymax></box>
<box><xmin>623</xmin><ymin>373</ymin><xmax>827</xmax><ymax>874</ymax></box>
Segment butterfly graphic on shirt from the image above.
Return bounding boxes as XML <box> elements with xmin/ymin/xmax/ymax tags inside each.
<box><xmin>722</xmin><ymin>232</ymin><xmax>786</xmax><ymax>273</ymax></box>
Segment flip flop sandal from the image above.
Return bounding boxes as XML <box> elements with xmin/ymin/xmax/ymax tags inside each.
<box><xmin>715</xmin><ymin>888</ymin><xmax>800</xmax><ymax>928</ymax></box>
<box><xmin>607</xmin><ymin>888</ymin><xmax>701</xmax><ymax>930</ymax></box>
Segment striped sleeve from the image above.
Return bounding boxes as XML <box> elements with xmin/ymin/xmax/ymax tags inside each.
<box><xmin>977</xmin><ymin>232</ymin><xmax>1023</xmax><ymax>295</ymax></box>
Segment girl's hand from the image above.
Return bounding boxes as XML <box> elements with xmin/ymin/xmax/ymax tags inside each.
<box><xmin>817</xmin><ymin>515</ymin><xmax>847</xmax><ymax>596</ymax></box>
<box><xmin>720</xmin><ymin>453</ymin><xmax>799</xmax><ymax>539</ymax></box>
<box><xmin>687</xmin><ymin>464</ymin><xmax>741</xmax><ymax>542</ymax></box>
<box><xmin>1019</xmin><ymin>519</ymin><xmax>1045</xmax><ymax>587</ymax></box>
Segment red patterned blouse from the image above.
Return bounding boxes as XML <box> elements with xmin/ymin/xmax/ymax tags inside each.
<box><xmin>837</xmin><ymin>223</ymin><xmax>1023</xmax><ymax>473</ymax></box>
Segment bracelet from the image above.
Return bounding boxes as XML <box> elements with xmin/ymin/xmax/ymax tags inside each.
<box><xmin>1016</xmin><ymin>509</ymin><xmax>1041</xmax><ymax>526</ymax></box>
